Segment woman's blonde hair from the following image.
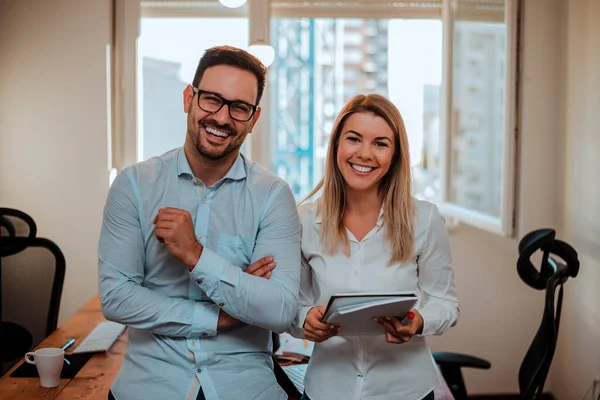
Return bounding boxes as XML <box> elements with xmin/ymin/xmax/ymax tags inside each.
<box><xmin>302</xmin><ymin>94</ymin><xmax>414</xmax><ymax>264</ymax></box>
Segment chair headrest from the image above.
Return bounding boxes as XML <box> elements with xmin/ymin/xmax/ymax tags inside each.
<box><xmin>517</xmin><ymin>228</ymin><xmax>580</xmax><ymax>290</ymax></box>
<box><xmin>0</xmin><ymin>208</ymin><xmax>37</xmax><ymax>257</ymax></box>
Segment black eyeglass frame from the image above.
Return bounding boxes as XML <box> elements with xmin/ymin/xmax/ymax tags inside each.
<box><xmin>192</xmin><ymin>87</ymin><xmax>258</xmax><ymax>122</ymax></box>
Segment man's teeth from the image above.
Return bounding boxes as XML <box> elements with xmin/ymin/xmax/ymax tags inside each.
<box><xmin>205</xmin><ymin>126</ymin><xmax>230</xmax><ymax>138</ymax></box>
<box><xmin>351</xmin><ymin>164</ymin><xmax>374</xmax><ymax>173</ymax></box>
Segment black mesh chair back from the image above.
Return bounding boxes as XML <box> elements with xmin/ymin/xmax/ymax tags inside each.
<box><xmin>516</xmin><ymin>228</ymin><xmax>579</xmax><ymax>399</ymax></box>
<box><xmin>432</xmin><ymin>228</ymin><xmax>580</xmax><ymax>400</ymax></box>
<box><xmin>1</xmin><ymin>208</ymin><xmax>37</xmax><ymax>373</ymax></box>
<box><xmin>0</xmin><ymin>209</ymin><xmax>65</xmax><ymax>374</ymax></box>
<box><xmin>0</xmin><ymin>208</ymin><xmax>37</xmax><ymax>257</ymax></box>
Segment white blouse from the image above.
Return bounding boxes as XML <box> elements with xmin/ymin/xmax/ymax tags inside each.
<box><xmin>289</xmin><ymin>198</ymin><xmax>460</xmax><ymax>400</ymax></box>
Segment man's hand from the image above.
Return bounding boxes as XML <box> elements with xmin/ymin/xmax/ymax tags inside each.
<box><xmin>245</xmin><ymin>256</ymin><xmax>275</xmax><ymax>279</ymax></box>
<box><xmin>216</xmin><ymin>256</ymin><xmax>276</xmax><ymax>330</ymax></box>
<box><xmin>374</xmin><ymin>309</ymin><xmax>424</xmax><ymax>344</ymax></box>
<box><xmin>303</xmin><ymin>306</ymin><xmax>340</xmax><ymax>342</ymax></box>
<box><xmin>153</xmin><ymin>207</ymin><xmax>202</xmax><ymax>270</ymax></box>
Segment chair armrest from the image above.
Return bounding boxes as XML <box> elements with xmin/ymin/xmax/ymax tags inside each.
<box><xmin>432</xmin><ymin>352</ymin><xmax>491</xmax><ymax>400</ymax></box>
<box><xmin>432</xmin><ymin>351</ymin><xmax>491</xmax><ymax>370</ymax></box>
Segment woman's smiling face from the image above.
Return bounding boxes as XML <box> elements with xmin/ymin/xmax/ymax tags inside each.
<box><xmin>336</xmin><ymin>111</ymin><xmax>396</xmax><ymax>193</ymax></box>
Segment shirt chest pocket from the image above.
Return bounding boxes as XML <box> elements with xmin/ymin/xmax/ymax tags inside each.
<box><xmin>217</xmin><ymin>234</ymin><xmax>251</xmax><ymax>268</ymax></box>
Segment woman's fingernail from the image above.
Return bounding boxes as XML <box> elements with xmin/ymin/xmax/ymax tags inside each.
<box><xmin>373</xmin><ymin>317</ymin><xmax>379</xmax><ymax>322</ymax></box>
<box><xmin>267</xmin><ymin>256</ymin><xmax>273</xmax><ymax>261</ymax></box>
<box><xmin>385</xmin><ymin>317</ymin><xmax>391</xmax><ymax>321</ymax></box>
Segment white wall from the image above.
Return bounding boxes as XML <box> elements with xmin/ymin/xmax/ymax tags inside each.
<box><xmin>550</xmin><ymin>0</ymin><xmax>600</xmax><ymax>398</ymax></box>
<box><xmin>1</xmin><ymin>0</ymin><xmax>596</xmax><ymax>396</ymax></box>
<box><xmin>0</xmin><ymin>0</ymin><xmax>112</xmax><ymax>325</ymax></box>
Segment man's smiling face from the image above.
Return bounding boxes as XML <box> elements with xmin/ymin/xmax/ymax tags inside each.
<box><xmin>183</xmin><ymin>65</ymin><xmax>261</xmax><ymax>161</ymax></box>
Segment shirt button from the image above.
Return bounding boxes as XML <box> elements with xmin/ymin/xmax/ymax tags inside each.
<box><xmin>354</xmin><ymin>270</ymin><xmax>358</xmax><ymax>276</ymax></box>
<box><xmin>197</xmin><ymin>235</ymin><xmax>202</xmax><ymax>242</ymax></box>
<box><xmin>218</xmin><ymin>302</ymin><xmax>225</xmax><ymax>307</ymax></box>
<box><xmin>197</xmin><ymin>368</ymin><xmax>202</xmax><ymax>373</ymax></box>
<box><xmin>197</xmin><ymin>279</ymin><xmax>202</xmax><ymax>284</ymax></box>
<box><xmin>202</xmin><ymin>198</ymin><xmax>207</xmax><ymax>204</ymax></box>
<box><xmin>201</xmin><ymin>332</ymin><xmax>207</xmax><ymax>336</ymax></box>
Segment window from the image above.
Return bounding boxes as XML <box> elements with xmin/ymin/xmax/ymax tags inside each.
<box><xmin>269</xmin><ymin>18</ymin><xmax>443</xmax><ymax>202</ymax></box>
<box><xmin>115</xmin><ymin>0</ymin><xmax>519</xmax><ymax>236</ymax></box>
<box><xmin>440</xmin><ymin>0</ymin><xmax>518</xmax><ymax>235</ymax></box>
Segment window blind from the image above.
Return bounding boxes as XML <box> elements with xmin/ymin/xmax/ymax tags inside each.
<box><xmin>270</xmin><ymin>0</ymin><xmax>442</xmax><ymax>19</ymax></box>
<box><xmin>141</xmin><ymin>0</ymin><xmax>504</xmax><ymax>22</ymax></box>
<box><xmin>141</xmin><ymin>0</ymin><xmax>443</xmax><ymax>19</ymax></box>
<box><xmin>455</xmin><ymin>0</ymin><xmax>505</xmax><ymax>23</ymax></box>
<box><xmin>141</xmin><ymin>1</ymin><xmax>248</xmax><ymax>17</ymax></box>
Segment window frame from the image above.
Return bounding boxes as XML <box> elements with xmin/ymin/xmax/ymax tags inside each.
<box><xmin>439</xmin><ymin>0</ymin><xmax>519</xmax><ymax>236</ymax></box>
<box><xmin>116</xmin><ymin>0</ymin><xmax>520</xmax><ymax>237</ymax></box>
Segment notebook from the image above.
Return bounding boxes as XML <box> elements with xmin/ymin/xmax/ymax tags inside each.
<box><xmin>321</xmin><ymin>292</ymin><xmax>418</xmax><ymax>336</ymax></box>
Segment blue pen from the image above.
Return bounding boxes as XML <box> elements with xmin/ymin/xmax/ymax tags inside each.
<box><xmin>61</xmin><ymin>338</ymin><xmax>75</xmax><ymax>366</ymax></box>
<box><xmin>61</xmin><ymin>337</ymin><xmax>76</xmax><ymax>351</ymax></box>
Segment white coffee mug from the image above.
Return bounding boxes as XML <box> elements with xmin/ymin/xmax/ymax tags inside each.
<box><xmin>24</xmin><ymin>347</ymin><xmax>64</xmax><ymax>388</ymax></box>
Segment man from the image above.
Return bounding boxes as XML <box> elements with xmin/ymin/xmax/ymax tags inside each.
<box><xmin>98</xmin><ymin>46</ymin><xmax>301</xmax><ymax>400</ymax></box>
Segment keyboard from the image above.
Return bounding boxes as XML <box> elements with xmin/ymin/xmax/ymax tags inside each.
<box><xmin>72</xmin><ymin>321</ymin><xmax>126</xmax><ymax>354</ymax></box>
<box><xmin>281</xmin><ymin>363</ymin><xmax>307</xmax><ymax>394</ymax></box>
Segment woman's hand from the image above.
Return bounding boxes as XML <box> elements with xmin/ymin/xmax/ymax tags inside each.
<box><xmin>374</xmin><ymin>309</ymin><xmax>424</xmax><ymax>344</ymax></box>
<box><xmin>303</xmin><ymin>306</ymin><xmax>340</xmax><ymax>343</ymax></box>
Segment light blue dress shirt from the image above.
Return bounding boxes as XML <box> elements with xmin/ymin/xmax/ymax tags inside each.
<box><xmin>98</xmin><ymin>148</ymin><xmax>301</xmax><ymax>400</ymax></box>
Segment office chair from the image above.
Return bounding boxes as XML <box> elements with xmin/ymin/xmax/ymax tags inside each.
<box><xmin>432</xmin><ymin>228</ymin><xmax>579</xmax><ymax>400</ymax></box>
<box><xmin>0</xmin><ymin>207</ymin><xmax>37</xmax><ymax>256</ymax></box>
<box><xmin>0</xmin><ymin>209</ymin><xmax>66</xmax><ymax>374</ymax></box>
<box><xmin>0</xmin><ymin>208</ymin><xmax>37</xmax><ymax>373</ymax></box>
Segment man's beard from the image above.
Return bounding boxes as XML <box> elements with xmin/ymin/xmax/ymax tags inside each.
<box><xmin>187</xmin><ymin>117</ymin><xmax>248</xmax><ymax>161</ymax></box>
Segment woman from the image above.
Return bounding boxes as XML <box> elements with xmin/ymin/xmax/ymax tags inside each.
<box><xmin>289</xmin><ymin>94</ymin><xmax>460</xmax><ymax>400</ymax></box>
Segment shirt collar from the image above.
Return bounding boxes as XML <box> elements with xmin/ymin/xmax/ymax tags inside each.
<box><xmin>375</xmin><ymin>207</ymin><xmax>384</xmax><ymax>228</ymax></box>
<box><xmin>221</xmin><ymin>153</ymin><xmax>247</xmax><ymax>182</ymax></box>
<box><xmin>176</xmin><ymin>147</ymin><xmax>247</xmax><ymax>182</ymax></box>
<box><xmin>176</xmin><ymin>147</ymin><xmax>193</xmax><ymax>177</ymax></box>
<box><xmin>315</xmin><ymin>209</ymin><xmax>322</xmax><ymax>224</ymax></box>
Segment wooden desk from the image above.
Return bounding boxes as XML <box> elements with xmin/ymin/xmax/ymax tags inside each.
<box><xmin>0</xmin><ymin>295</ymin><xmax>124</xmax><ymax>400</ymax></box>
<box><xmin>0</xmin><ymin>296</ymin><xmax>455</xmax><ymax>400</ymax></box>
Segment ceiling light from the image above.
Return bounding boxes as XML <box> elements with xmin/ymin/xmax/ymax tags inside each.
<box><xmin>248</xmin><ymin>44</ymin><xmax>275</xmax><ymax>67</ymax></box>
<box><xmin>218</xmin><ymin>0</ymin><xmax>247</xmax><ymax>8</ymax></box>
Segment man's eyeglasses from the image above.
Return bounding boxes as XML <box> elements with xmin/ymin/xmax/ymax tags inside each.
<box><xmin>192</xmin><ymin>87</ymin><xmax>257</xmax><ymax>122</ymax></box>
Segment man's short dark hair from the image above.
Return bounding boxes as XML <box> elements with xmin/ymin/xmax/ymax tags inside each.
<box><xmin>192</xmin><ymin>45</ymin><xmax>268</xmax><ymax>106</ymax></box>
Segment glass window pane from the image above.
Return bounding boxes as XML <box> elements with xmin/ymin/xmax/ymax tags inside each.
<box><xmin>449</xmin><ymin>1</ymin><xmax>507</xmax><ymax>217</ymax></box>
<box><xmin>270</xmin><ymin>18</ymin><xmax>443</xmax><ymax>201</ymax></box>
<box><xmin>137</xmin><ymin>18</ymin><xmax>249</xmax><ymax>161</ymax></box>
